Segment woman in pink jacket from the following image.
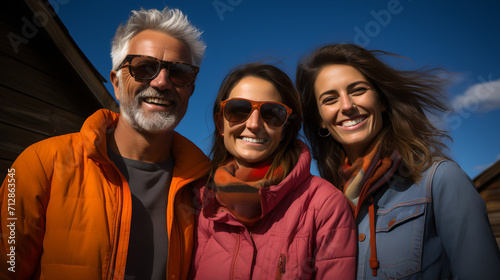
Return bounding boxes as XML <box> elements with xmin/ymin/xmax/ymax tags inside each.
<box><xmin>191</xmin><ymin>63</ymin><xmax>356</xmax><ymax>279</ymax></box>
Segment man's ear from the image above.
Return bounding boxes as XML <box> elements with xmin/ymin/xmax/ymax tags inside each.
<box><xmin>215</xmin><ymin>113</ymin><xmax>224</xmax><ymax>136</ymax></box>
<box><xmin>110</xmin><ymin>71</ymin><xmax>121</xmax><ymax>101</ymax></box>
<box><xmin>189</xmin><ymin>84</ymin><xmax>196</xmax><ymax>97</ymax></box>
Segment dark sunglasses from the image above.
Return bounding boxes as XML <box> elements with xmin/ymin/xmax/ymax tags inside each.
<box><xmin>116</xmin><ymin>55</ymin><xmax>199</xmax><ymax>86</ymax></box>
<box><xmin>220</xmin><ymin>98</ymin><xmax>292</xmax><ymax>127</ymax></box>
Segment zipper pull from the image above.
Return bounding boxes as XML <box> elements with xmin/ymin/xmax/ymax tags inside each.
<box><xmin>275</xmin><ymin>254</ymin><xmax>286</xmax><ymax>279</ymax></box>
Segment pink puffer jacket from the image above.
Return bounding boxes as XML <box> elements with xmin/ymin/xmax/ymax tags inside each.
<box><xmin>191</xmin><ymin>144</ymin><xmax>356</xmax><ymax>279</ymax></box>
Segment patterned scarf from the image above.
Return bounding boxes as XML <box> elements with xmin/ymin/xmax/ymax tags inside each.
<box><xmin>341</xmin><ymin>141</ymin><xmax>396</xmax><ymax>277</ymax></box>
<box><xmin>213</xmin><ymin>159</ymin><xmax>283</xmax><ymax>226</ymax></box>
<box><xmin>341</xmin><ymin>141</ymin><xmax>394</xmax><ymax>216</ymax></box>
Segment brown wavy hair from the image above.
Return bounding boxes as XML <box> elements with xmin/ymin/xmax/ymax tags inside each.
<box><xmin>296</xmin><ymin>44</ymin><xmax>451</xmax><ymax>187</ymax></box>
<box><xmin>209</xmin><ymin>63</ymin><xmax>303</xmax><ymax>187</ymax></box>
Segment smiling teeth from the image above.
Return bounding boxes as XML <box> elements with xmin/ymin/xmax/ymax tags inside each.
<box><xmin>144</xmin><ymin>97</ymin><xmax>172</xmax><ymax>106</ymax></box>
<box><xmin>342</xmin><ymin>117</ymin><xmax>365</xmax><ymax>127</ymax></box>
<box><xmin>241</xmin><ymin>137</ymin><xmax>265</xmax><ymax>143</ymax></box>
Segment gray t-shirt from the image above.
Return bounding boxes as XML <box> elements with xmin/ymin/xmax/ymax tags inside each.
<box><xmin>108</xmin><ymin>148</ymin><xmax>174</xmax><ymax>280</ymax></box>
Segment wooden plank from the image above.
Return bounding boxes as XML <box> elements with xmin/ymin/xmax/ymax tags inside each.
<box><xmin>475</xmin><ymin>161</ymin><xmax>500</xmax><ymax>187</ymax></box>
<box><xmin>0</xmin><ymin>86</ymin><xmax>85</xmax><ymax>136</ymax></box>
<box><xmin>492</xmin><ymin>224</ymin><xmax>500</xmax><ymax>233</ymax></box>
<box><xmin>0</xmin><ymin>4</ymin><xmax>105</xmax><ymax>116</ymax></box>
<box><xmin>0</xmin><ymin>54</ymin><xmax>100</xmax><ymax>116</ymax></box>
<box><xmin>0</xmin><ymin>1</ymin><xmax>61</xmax><ymax>72</ymax></box>
<box><xmin>0</xmin><ymin>20</ymin><xmax>69</xmax><ymax>80</ymax></box>
<box><xmin>0</xmin><ymin>122</ymin><xmax>47</xmax><ymax>161</ymax></box>
<box><xmin>23</xmin><ymin>0</ymin><xmax>118</xmax><ymax>112</ymax></box>
<box><xmin>481</xmin><ymin>184</ymin><xmax>500</xmax><ymax>201</ymax></box>
<box><xmin>0</xmin><ymin>19</ymin><xmax>101</xmax><ymax>91</ymax></box>
<box><xmin>488</xmin><ymin>212</ymin><xmax>500</xmax><ymax>224</ymax></box>
<box><xmin>0</xmin><ymin>158</ymin><xmax>14</xmax><ymax>182</ymax></box>
<box><xmin>486</xmin><ymin>201</ymin><xmax>500</xmax><ymax>212</ymax></box>
<box><xmin>0</xmin><ymin>3</ymin><xmax>118</xmax><ymax>112</ymax></box>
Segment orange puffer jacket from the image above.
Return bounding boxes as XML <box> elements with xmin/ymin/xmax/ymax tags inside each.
<box><xmin>0</xmin><ymin>109</ymin><xmax>210</xmax><ymax>280</ymax></box>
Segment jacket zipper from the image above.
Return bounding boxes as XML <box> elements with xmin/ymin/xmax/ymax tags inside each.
<box><xmin>275</xmin><ymin>254</ymin><xmax>286</xmax><ymax>280</ymax></box>
<box><xmin>230</xmin><ymin>234</ymin><xmax>241</xmax><ymax>280</ymax></box>
<box><xmin>166</xmin><ymin>178</ymin><xmax>197</xmax><ymax>279</ymax></box>
<box><xmin>106</xmin><ymin>181</ymin><xmax>122</xmax><ymax>279</ymax></box>
<box><xmin>166</xmin><ymin>208</ymin><xmax>184</xmax><ymax>279</ymax></box>
<box><xmin>249</xmin><ymin>230</ymin><xmax>255</xmax><ymax>279</ymax></box>
<box><xmin>105</xmin><ymin>165</ymin><xmax>124</xmax><ymax>280</ymax></box>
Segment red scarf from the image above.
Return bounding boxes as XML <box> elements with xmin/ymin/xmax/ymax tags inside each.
<box><xmin>213</xmin><ymin>159</ymin><xmax>283</xmax><ymax>226</ymax></box>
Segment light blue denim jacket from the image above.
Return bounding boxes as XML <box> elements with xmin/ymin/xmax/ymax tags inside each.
<box><xmin>356</xmin><ymin>159</ymin><xmax>500</xmax><ymax>280</ymax></box>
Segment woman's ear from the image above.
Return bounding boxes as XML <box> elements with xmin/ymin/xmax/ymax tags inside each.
<box><xmin>215</xmin><ymin>113</ymin><xmax>224</xmax><ymax>137</ymax></box>
<box><xmin>376</xmin><ymin>92</ymin><xmax>387</xmax><ymax>112</ymax></box>
<box><xmin>380</xmin><ymin>102</ymin><xmax>387</xmax><ymax>112</ymax></box>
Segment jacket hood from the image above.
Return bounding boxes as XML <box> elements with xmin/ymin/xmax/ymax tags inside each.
<box><xmin>202</xmin><ymin>141</ymin><xmax>312</xmax><ymax>224</ymax></box>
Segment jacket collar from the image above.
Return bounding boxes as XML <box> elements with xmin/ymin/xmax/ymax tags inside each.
<box><xmin>81</xmin><ymin>109</ymin><xmax>118</xmax><ymax>164</ymax></box>
<box><xmin>80</xmin><ymin>109</ymin><xmax>210</xmax><ymax>183</ymax></box>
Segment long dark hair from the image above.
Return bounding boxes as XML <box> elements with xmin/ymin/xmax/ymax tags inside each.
<box><xmin>296</xmin><ymin>44</ymin><xmax>451</xmax><ymax>187</ymax></box>
<box><xmin>209</xmin><ymin>63</ymin><xmax>303</xmax><ymax>186</ymax></box>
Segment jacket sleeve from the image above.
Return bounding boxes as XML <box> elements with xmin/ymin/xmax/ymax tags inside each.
<box><xmin>314</xmin><ymin>184</ymin><xmax>357</xmax><ymax>279</ymax></box>
<box><xmin>432</xmin><ymin>161</ymin><xmax>500</xmax><ymax>279</ymax></box>
<box><xmin>0</xmin><ymin>145</ymin><xmax>50</xmax><ymax>279</ymax></box>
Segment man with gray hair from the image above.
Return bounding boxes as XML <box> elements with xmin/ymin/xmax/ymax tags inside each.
<box><xmin>0</xmin><ymin>8</ymin><xmax>209</xmax><ymax>279</ymax></box>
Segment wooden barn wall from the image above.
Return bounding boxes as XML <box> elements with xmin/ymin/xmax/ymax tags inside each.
<box><xmin>0</xmin><ymin>1</ymin><xmax>107</xmax><ymax>180</ymax></box>
<box><xmin>476</xmin><ymin>164</ymin><xmax>500</xmax><ymax>249</ymax></box>
<box><xmin>481</xmin><ymin>183</ymin><xmax>500</xmax><ymax>248</ymax></box>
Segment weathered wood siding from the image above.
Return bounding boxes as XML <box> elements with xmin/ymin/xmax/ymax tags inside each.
<box><xmin>0</xmin><ymin>1</ymin><xmax>117</xmax><ymax>180</ymax></box>
<box><xmin>475</xmin><ymin>161</ymin><xmax>500</xmax><ymax>249</ymax></box>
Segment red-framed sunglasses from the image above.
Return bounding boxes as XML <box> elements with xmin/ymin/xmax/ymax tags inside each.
<box><xmin>220</xmin><ymin>98</ymin><xmax>292</xmax><ymax>127</ymax></box>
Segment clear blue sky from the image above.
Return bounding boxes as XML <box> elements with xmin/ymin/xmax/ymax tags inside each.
<box><xmin>49</xmin><ymin>0</ymin><xmax>500</xmax><ymax>179</ymax></box>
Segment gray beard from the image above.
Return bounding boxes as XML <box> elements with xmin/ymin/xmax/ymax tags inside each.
<box><xmin>118</xmin><ymin>81</ymin><xmax>181</xmax><ymax>133</ymax></box>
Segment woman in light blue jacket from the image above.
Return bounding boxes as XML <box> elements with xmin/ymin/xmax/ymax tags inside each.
<box><xmin>296</xmin><ymin>43</ymin><xmax>500</xmax><ymax>279</ymax></box>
